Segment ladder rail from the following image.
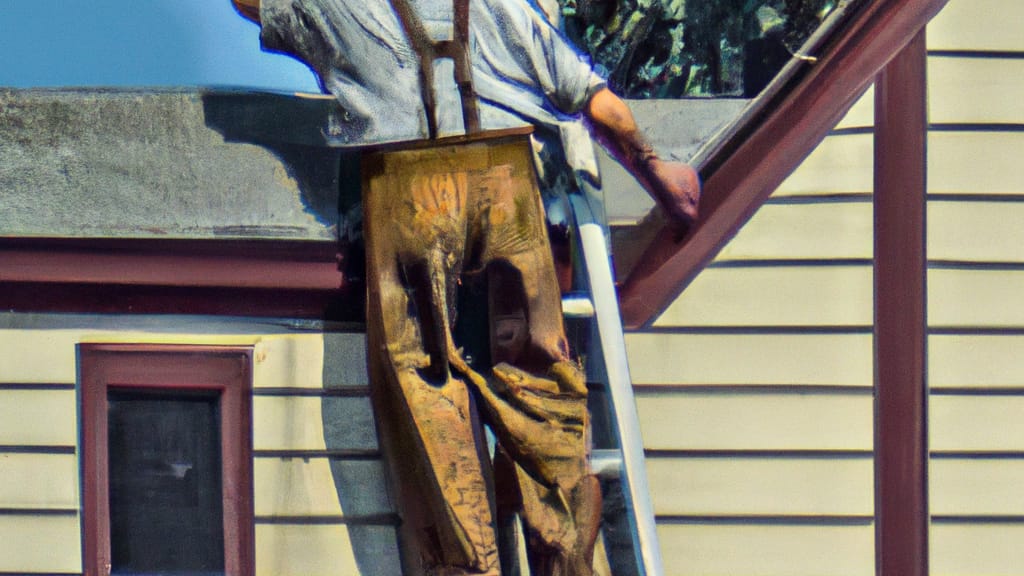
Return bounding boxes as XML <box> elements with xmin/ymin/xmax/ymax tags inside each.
<box><xmin>570</xmin><ymin>195</ymin><xmax>664</xmax><ymax>576</ymax></box>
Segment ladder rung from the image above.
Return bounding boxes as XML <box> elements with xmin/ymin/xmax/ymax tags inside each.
<box><xmin>589</xmin><ymin>449</ymin><xmax>623</xmax><ymax>479</ymax></box>
<box><xmin>561</xmin><ymin>293</ymin><xmax>595</xmax><ymax>318</ymax></box>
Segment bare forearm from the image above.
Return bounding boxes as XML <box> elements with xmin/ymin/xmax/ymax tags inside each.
<box><xmin>583</xmin><ymin>87</ymin><xmax>701</xmax><ymax>236</ymax></box>
<box><xmin>583</xmin><ymin>87</ymin><xmax>654</xmax><ymax>168</ymax></box>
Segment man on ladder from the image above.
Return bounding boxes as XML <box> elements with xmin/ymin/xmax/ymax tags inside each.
<box><xmin>234</xmin><ymin>0</ymin><xmax>699</xmax><ymax>573</ymax></box>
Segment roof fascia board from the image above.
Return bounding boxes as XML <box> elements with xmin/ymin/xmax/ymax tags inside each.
<box><xmin>0</xmin><ymin>237</ymin><xmax>361</xmax><ymax>321</ymax></box>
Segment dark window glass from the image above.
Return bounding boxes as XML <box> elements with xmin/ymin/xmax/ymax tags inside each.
<box><xmin>107</xmin><ymin>391</ymin><xmax>225</xmax><ymax>575</ymax></box>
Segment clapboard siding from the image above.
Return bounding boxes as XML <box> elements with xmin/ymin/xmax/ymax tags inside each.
<box><xmin>255</xmin><ymin>524</ymin><xmax>401</xmax><ymax>576</ymax></box>
<box><xmin>834</xmin><ymin>85</ymin><xmax>874</xmax><ymax>130</ymax></box>
<box><xmin>929</xmin><ymin>269</ymin><xmax>1024</xmax><ymax>327</ymax></box>
<box><xmin>254</xmin><ymin>457</ymin><xmax>391</xmax><ymax>517</ymax></box>
<box><xmin>0</xmin><ymin>514</ymin><xmax>82</xmax><ymax>573</ymax></box>
<box><xmin>636</xmin><ymin>392</ymin><xmax>872</xmax><ymax>451</ymax></box>
<box><xmin>654</xmin><ymin>265</ymin><xmax>872</xmax><ymax>327</ymax></box>
<box><xmin>715</xmin><ymin>201</ymin><xmax>873</xmax><ymax>261</ymax></box>
<box><xmin>931</xmin><ymin>459</ymin><xmax>1024</xmax><ymax>516</ymax></box>
<box><xmin>928</xmin><ymin>56</ymin><xmax>1024</xmax><ymax>125</ymax></box>
<box><xmin>657</xmin><ymin>523</ymin><xmax>874</xmax><ymax>576</ymax></box>
<box><xmin>0</xmin><ymin>330</ymin><xmax>79</xmax><ymax>384</ymax></box>
<box><xmin>931</xmin><ymin>395</ymin><xmax>1024</xmax><ymax>452</ymax></box>
<box><xmin>626</xmin><ymin>333</ymin><xmax>873</xmax><ymax>386</ymax></box>
<box><xmin>253</xmin><ymin>334</ymin><xmax>328</xmax><ymax>389</ymax></box>
<box><xmin>252</xmin><ymin>395</ymin><xmax>377</xmax><ymax>452</ymax></box>
<box><xmin>631</xmin><ymin>85</ymin><xmax>877</xmax><ymax>571</ymax></box>
<box><xmin>0</xmin><ymin>389</ymin><xmax>77</xmax><ymax>447</ymax></box>
<box><xmin>0</xmin><ymin>319</ymin><xmax>390</xmax><ymax>575</ymax></box>
<box><xmin>931</xmin><ymin>523</ymin><xmax>1024</xmax><ymax>576</ymax></box>
<box><xmin>929</xmin><ymin>334</ymin><xmax>1024</xmax><ymax>388</ymax></box>
<box><xmin>646</xmin><ymin>456</ymin><xmax>873</xmax><ymax>516</ymax></box>
<box><xmin>255</xmin><ymin>457</ymin><xmax>349</xmax><ymax>517</ymax></box>
<box><xmin>929</xmin><ymin>131</ymin><xmax>1024</xmax><ymax>194</ymax></box>
<box><xmin>929</xmin><ymin>200</ymin><xmax>1024</xmax><ymax>262</ymax></box>
<box><xmin>774</xmin><ymin>133</ymin><xmax>873</xmax><ymax>196</ymax></box>
<box><xmin>927</xmin><ymin>0</ymin><xmax>1024</xmax><ymax>52</ymax></box>
<box><xmin>0</xmin><ymin>453</ymin><xmax>78</xmax><ymax>510</ymax></box>
<box><xmin>926</xmin><ymin>4</ymin><xmax>1024</xmax><ymax>571</ymax></box>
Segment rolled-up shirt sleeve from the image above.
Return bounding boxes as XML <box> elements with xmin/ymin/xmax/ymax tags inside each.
<box><xmin>471</xmin><ymin>0</ymin><xmax>605</xmax><ymax>123</ymax></box>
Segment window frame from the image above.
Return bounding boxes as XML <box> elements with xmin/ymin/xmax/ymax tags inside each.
<box><xmin>79</xmin><ymin>343</ymin><xmax>254</xmax><ymax>576</ymax></box>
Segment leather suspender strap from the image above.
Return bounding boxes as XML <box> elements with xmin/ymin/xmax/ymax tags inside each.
<box><xmin>450</xmin><ymin>0</ymin><xmax>481</xmax><ymax>135</ymax></box>
<box><xmin>389</xmin><ymin>0</ymin><xmax>481</xmax><ymax>138</ymax></box>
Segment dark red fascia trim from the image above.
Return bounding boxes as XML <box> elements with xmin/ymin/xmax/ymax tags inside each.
<box><xmin>618</xmin><ymin>0</ymin><xmax>950</xmax><ymax>329</ymax></box>
<box><xmin>0</xmin><ymin>237</ymin><xmax>364</xmax><ymax>321</ymax></box>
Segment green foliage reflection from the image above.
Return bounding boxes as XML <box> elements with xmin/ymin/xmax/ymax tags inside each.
<box><xmin>559</xmin><ymin>0</ymin><xmax>837</xmax><ymax>97</ymax></box>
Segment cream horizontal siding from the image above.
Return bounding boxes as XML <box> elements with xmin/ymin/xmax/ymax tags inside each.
<box><xmin>256</xmin><ymin>457</ymin><xmax>348</xmax><ymax>517</ymax></box>
<box><xmin>637</xmin><ymin>393</ymin><xmax>872</xmax><ymax>451</ymax></box>
<box><xmin>835</xmin><ymin>85</ymin><xmax>874</xmax><ymax>130</ymax></box>
<box><xmin>929</xmin><ymin>334</ymin><xmax>1024</xmax><ymax>389</ymax></box>
<box><xmin>0</xmin><ymin>389</ymin><xmax>76</xmax><ymax>446</ymax></box>
<box><xmin>926</xmin><ymin>6</ymin><xmax>1024</xmax><ymax>572</ymax></box>
<box><xmin>655</xmin><ymin>265</ymin><xmax>872</xmax><ymax>327</ymax></box>
<box><xmin>716</xmin><ymin>202</ymin><xmax>872</xmax><ymax>261</ymax></box>
<box><xmin>0</xmin><ymin>329</ymin><xmax>79</xmax><ymax>384</ymax></box>
<box><xmin>0</xmin><ymin>453</ymin><xmax>78</xmax><ymax>510</ymax></box>
<box><xmin>254</xmin><ymin>334</ymin><xmax>328</xmax><ymax>389</ymax></box>
<box><xmin>255</xmin><ymin>524</ymin><xmax>400</xmax><ymax>576</ymax></box>
<box><xmin>647</xmin><ymin>456</ymin><xmax>873</xmax><ymax>516</ymax></box>
<box><xmin>931</xmin><ymin>523</ymin><xmax>1024</xmax><ymax>576</ymax></box>
<box><xmin>0</xmin><ymin>317</ymin><xmax>392</xmax><ymax>575</ymax></box>
<box><xmin>657</xmin><ymin>523</ymin><xmax>874</xmax><ymax>576</ymax></box>
<box><xmin>928</xmin><ymin>57</ymin><xmax>1024</xmax><ymax>125</ymax></box>
<box><xmin>252</xmin><ymin>333</ymin><xmax>368</xmax><ymax>389</ymax></box>
<box><xmin>927</xmin><ymin>0</ymin><xmax>1024</xmax><ymax>52</ymax></box>
<box><xmin>626</xmin><ymin>333</ymin><xmax>873</xmax><ymax>386</ymax></box>
<box><xmin>634</xmin><ymin>83</ymin><xmax>876</xmax><ymax>572</ymax></box>
<box><xmin>931</xmin><ymin>459</ymin><xmax>1024</xmax><ymax>516</ymax></box>
<box><xmin>255</xmin><ymin>457</ymin><xmax>391</xmax><ymax>517</ymax></box>
<box><xmin>929</xmin><ymin>269</ymin><xmax>1024</xmax><ymax>327</ymax></box>
<box><xmin>0</xmin><ymin>328</ymin><xmax>82</xmax><ymax>575</ymax></box>
<box><xmin>931</xmin><ymin>396</ymin><xmax>1024</xmax><ymax>452</ymax></box>
<box><xmin>929</xmin><ymin>132</ymin><xmax>1024</xmax><ymax>194</ymax></box>
<box><xmin>929</xmin><ymin>201</ymin><xmax>1024</xmax><ymax>262</ymax></box>
<box><xmin>253</xmin><ymin>395</ymin><xmax>377</xmax><ymax>452</ymax></box>
<box><xmin>0</xmin><ymin>514</ymin><xmax>82</xmax><ymax>573</ymax></box>
<box><xmin>321</xmin><ymin>332</ymin><xmax>371</xmax><ymax>387</ymax></box>
<box><xmin>249</xmin><ymin>332</ymin><xmax>392</xmax><ymax>576</ymax></box>
<box><xmin>774</xmin><ymin>133</ymin><xmax>873</xmax><ymax>196</ymax></box>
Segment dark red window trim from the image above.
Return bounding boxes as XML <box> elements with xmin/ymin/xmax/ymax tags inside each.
<box><xmin>79</xmin><ymin>344</ymin><xmax>255</xmax><ymax>576</ymax></box>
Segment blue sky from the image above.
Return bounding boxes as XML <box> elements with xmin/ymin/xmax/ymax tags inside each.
<box><xmin>0</xmin><ymin>0</ymin><xmax>320</xmax><ymax>92</ymax></box>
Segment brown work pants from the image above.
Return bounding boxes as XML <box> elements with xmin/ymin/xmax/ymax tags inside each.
<box><xmin>362</xmin><ymin>132</ymin><xmax>600</xmax><ymax>576</ymax></box>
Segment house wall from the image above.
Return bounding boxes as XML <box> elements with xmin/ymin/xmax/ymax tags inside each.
<box><xmin>2</xmin><ymin>2</ymin><xmax>1020</xmax><ymax>574</ymax></box>
<box><xmin>0</xmin><ymin>314</ymin><xmax>398</xmax><ymax>576</ymax></box>
<box><xmin>925</xmin><ymin>0</ymin><xmax>1024</xmax><ymax>573</ymax></box>
<box><xmin>625</xmin><ymin>85</ymin><xmax>877</xmax><ymax>575</ymax></box>
<box><xmin>624</xmin><ymin>1</ymin><xmax>1024</xmax><ymax>574</ymax></box>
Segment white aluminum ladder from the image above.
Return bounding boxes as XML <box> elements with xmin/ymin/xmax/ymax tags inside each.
<box><xmin>560</xmin><ymin>192</ymin><xmax>663</xmax><ymax>576</ymax></box>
